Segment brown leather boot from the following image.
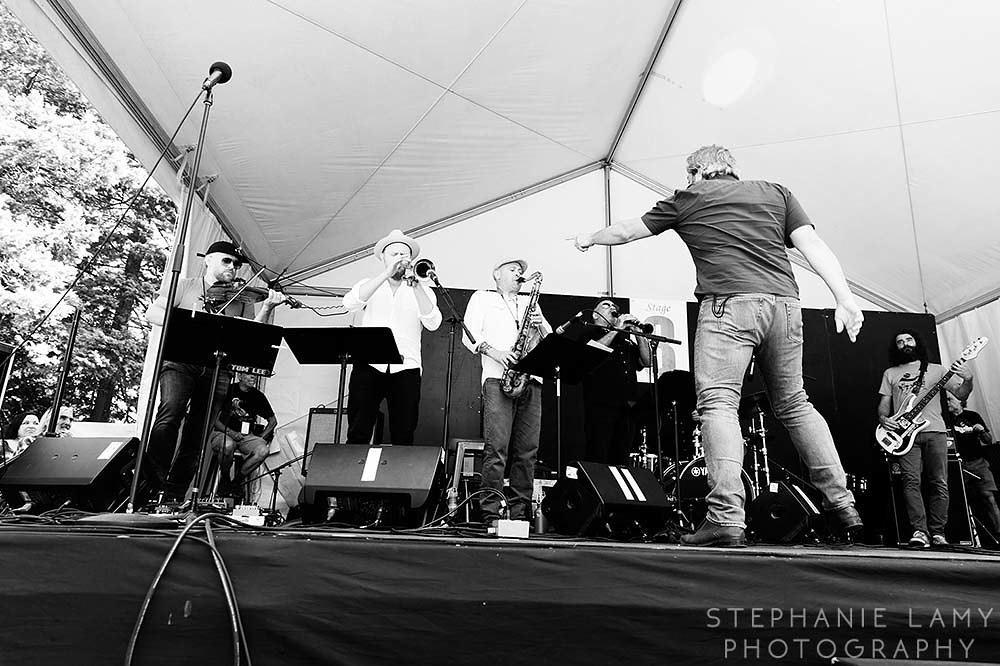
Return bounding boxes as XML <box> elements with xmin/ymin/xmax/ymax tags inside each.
<box><xmin>829</xmin><ymin>504</ymin><xmax>863</xmax><ymax>542</ymax></box>
<box><xmin>681</xmin><ymin>520</ymin><xmax>746</xmax><ymax>547</ymax></box>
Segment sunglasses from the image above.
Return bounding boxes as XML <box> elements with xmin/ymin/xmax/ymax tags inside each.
<box><xmin>220</xmin><ymin>257</ymin><xmax>243</xmax><ymax>269</ymax></box>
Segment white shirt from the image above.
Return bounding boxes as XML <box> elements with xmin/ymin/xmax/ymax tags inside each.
<box><xmin>462</xmin><ymin>290</ymin><xmax>551</xmax><ymax>386</ymax></box>
<box><xmin>343</xmin><ymin>279</ymin><xmax>442</xmax><ymax>373</ymax></box>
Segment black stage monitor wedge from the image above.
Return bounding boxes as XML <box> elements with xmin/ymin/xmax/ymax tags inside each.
<box><xmin>304</xmin><ymin>444</ymin><xmax>443</xmax><ymax>508</ymax></box>
<box><xmin>542</xmin><ymin>461</ymin><xmax>670</xmax><ymax>538</ymax></box>
<box><xmin>747</xmin><ymin>481</ymin><xmax>821</xmax><ymax>544</ymax></box>
<box><xmin>0</xmin><ymin>436</ymin><xmax>138</xmax><ymax>512</ymax></box>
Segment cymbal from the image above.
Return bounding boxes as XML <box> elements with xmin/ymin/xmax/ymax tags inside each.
<box><xmin>738</xmin><ymin>390</ymin><xmax>771</xmax><ymax>420</ymax></box>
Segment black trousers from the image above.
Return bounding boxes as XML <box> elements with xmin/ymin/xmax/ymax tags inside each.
<box><xmin>584</xmin><ymin>402</ymin><xmax>635</xmax><ymax>466</ymax></box>
<box><xmin>346</xmin><ymin>364</ymin><xmax>422</xmax><ymax>445</ymax></box>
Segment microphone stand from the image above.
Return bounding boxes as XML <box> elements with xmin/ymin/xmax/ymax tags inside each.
<box><xmin>45</xmin><ymin>308</ymin><xmax>81</xmax><ymax>436</ymax></box>
<box><xmin>128</xmin><ymin>84</ymin><xmax>220</xmax><ymax>516</ymax></box>
<box><xmin>425</xmin><ymin>274</ymin><xmax>476</xmax><ymax>452</ymax></box>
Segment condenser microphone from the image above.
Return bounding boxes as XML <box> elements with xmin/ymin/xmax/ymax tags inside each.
<box><xmin>203</xmin><ymin>61</ymin><xmax>233</xmax><ymax>90</ymax></box>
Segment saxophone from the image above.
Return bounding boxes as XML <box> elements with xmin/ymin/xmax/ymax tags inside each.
<box><xmin>500</xmin><ymin>272</ymin><xmax>543</xmax><ymax>398</ymax></box>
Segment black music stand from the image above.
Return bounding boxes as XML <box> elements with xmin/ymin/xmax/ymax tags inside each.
<box><xmin>513</xmin><ymin>334</ymin><xmax>611</xmax><ymax>478</ymax></box>
<box><xmin>163</xmin><ymin>308</ymin><xmax>283</xmax><ymax>508</ymax></box>
<box><xmin>282</xmin><ymin>327</ymin><xmax>401</xmax><ymax>475</ymax></box>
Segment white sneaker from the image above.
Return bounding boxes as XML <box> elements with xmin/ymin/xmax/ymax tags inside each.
<box><xmin>908</xmin><ymin>530</ymin><xmax>930</xmax><ymax>549</ymax></box>
<box><xmin>931</xmin><ymin>534</ymin><xmax>949</xmax><ymax>547</ymax></box>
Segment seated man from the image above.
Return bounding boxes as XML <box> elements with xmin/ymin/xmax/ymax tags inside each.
<box><xmin>945</xmin><ymin>390</ymin><xmax>1000</xmax><ymax>536</ymax></box>
<box><xmin>210</xmin><ymin>373</ymin><xmax>277</xmax><ymax>498</ymax></box>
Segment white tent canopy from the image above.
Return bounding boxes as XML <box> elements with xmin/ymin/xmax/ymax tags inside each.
<box><xmin>11</xmin><ymin>0</ymin><xmax>1000</xmax><ymax>316</ymax></box>
<box><xmin>9</xmin><ymin>0</ymin><xmax>1000</xmax><ymax>431</ymax></box>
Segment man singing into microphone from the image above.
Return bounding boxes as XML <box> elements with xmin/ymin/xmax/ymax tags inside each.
<box><xmin>343</xmin><ymin>229</ymin><xmax>442</xmax><ymax>445</ymax></box>
<box><xmin>576</xmin><ymin>299</ymin><xmax>651</xmax><ymax>465</ymax></box>
<box><xmin>571</xmin><ymin>145</ymin><xmax>864</xmax><ymax>546</ymax></box>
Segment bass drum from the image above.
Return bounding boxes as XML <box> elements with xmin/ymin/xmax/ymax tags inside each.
<box><xmin>661</xmin><ymin>456</ymin><xmax>755</xmax><ymax>528</ymax></box>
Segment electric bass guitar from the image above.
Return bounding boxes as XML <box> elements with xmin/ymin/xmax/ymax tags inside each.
<box><xmin>875</xmin><ymin>336</ymin><xmax>988</xmax><ymax>456</ymax></box>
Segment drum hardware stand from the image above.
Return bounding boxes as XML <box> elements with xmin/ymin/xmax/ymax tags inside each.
<box><xmin>425</xmin><ymin>270</ymin><xmax>475</xmax><ymax>523</ymax></box>
<box><xmin>745</xmin><ymin>399</ymin><xmax>772</xmax><ymax>496</ymax></box>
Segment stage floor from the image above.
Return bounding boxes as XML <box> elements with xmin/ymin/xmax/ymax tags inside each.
<box><xmin>2</xmin><ymin>521</ymin><xmax>999</xmax><ymax>666</ymax></box>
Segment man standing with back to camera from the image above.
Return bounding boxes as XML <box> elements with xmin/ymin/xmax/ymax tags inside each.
<box><xmin>571</xmin><ymin>145</ymin><xmax>864</xmax><ymax>547</ymax></box>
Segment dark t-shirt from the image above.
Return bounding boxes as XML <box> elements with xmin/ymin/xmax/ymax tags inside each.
<box><xmin>582</xmin><ymin>332</ymin><xmax>642</xmax><ymax>406</ymax></box>
<box><xmin>641</xmin><ymin>176</ymin><xmax>812</xmax><ymax>298</ymax></box>
<box><xmin>221</xmin><ymin>385</ymin><xmax>275</xmax><ymax>438</ymax></box>
<box><xmin>949</xmin><ymin>409</ymin><xmax>991</xmax><ymax>462</ymax></box>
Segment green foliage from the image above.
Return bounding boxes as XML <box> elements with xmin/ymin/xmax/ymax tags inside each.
<box><xmin>0</xmin><ymin>2</ymin><xmax>175</xmax><ymax>428</ymax></box>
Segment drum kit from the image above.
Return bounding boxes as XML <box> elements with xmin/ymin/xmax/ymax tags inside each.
<box><xmin>630</xmin><ymin>388</ymin><xmax>777</xmax><ymax>530</ymax></box>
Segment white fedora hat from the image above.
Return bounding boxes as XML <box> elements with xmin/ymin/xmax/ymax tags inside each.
<box><xmin>373</xmin><ymin>229</ymin><xmax>420</xmax><ymax>259</ymax></box>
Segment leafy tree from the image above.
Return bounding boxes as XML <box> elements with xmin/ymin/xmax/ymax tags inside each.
<box><xmin>0</xmin><ymin>2</ymin><xmax>175</xmax><ymax>430</ymax></box>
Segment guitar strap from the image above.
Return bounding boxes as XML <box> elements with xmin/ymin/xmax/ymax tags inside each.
<box><xmin>911</xmin><ymin>359</ymin><xmax>928</xmax><ymax>397</ymax></box>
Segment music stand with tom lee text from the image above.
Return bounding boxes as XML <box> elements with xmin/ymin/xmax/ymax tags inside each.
<box><xmin>163</xmin><ymin>307</ymin><xmax>283</xmax><ymax>508</ymax></box>
<box><xmin>281</xmin><ymin>327</ymin><xmax>402</xmax><ymax>475</ymax></box>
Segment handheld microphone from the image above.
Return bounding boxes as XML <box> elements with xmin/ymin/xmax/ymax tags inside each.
<box><xmin>629</xmin><ymin>321</ymin><xmax>654</xmax><ymax>334</ymax></box>
<box><xmin>556</xmin><ymin>311</ymin><xmax>585</xmax><ymax>335</ymax></box>
<box><xmin>203</xmin><ymin>61</ymin><xmax>233</xmax><ymax>90</ymax></box>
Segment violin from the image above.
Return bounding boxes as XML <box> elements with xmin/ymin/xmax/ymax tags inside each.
<box><xmin>204</xmin><ymin>279</ymin><xmax>267</xmax><ymax>312</ymax></box>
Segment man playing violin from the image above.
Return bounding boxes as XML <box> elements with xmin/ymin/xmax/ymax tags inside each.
<box><xmin>342</xmin><ymin>229</ymin><xmax>442</xmax><ymax>445</ymax></box>
<box><xmin>145</xmin><ymin>240</ymin><xmax>288</xmax><ymax>502</ymax></box>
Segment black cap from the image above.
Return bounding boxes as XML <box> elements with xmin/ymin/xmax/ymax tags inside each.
<box><xmin>205</xmin><ymin>240</ymin><xmax>246</xmax><ymax>262</ymax></box>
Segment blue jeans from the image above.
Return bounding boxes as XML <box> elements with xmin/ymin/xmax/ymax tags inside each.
<box><xmin>896</xmin><ymin>431</ymin><xmax>949</xmax><ymax>535</ymax></box>
<box><xmin>695</xmin><ymin>294</ymin><xmax>854</xmax><ymax>528</ymax></box>
<box><xmin>480</xmin><ymin>378</ymin><xmax>541</xmax><ymax>521</ymax></box>
<box><xmin>148</xmin><ymin>361</ymin><xmax>231</xmax><ymax>493</ymax></box>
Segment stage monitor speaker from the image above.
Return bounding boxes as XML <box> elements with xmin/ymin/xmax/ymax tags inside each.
<box><xmin>0</xmin><ymin>436</ymin><xmax>138</xmax><ymax>512</ymax></box>
<box><xmin>303</xmin><ymin>444</ymin><xmax>443</xmax><ymax>509</ymax></box>
<box><xmin>747</xmin><ymin>481</ymin><xmax>821</xmax><ymax>543</ymax></box>
<box><xmin>305</xmin><ymin>407</ymin><xmax>383</xmax><ymax>446</ymax></box>
<box><xmin>541</xmin><ymin>461</ymin><xmax>669</xmax><ymax>538</ymax></box>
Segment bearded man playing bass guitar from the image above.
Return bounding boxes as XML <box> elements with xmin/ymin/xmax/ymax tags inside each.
<box><xmin>877</xmin><ymin>329</ymin><xmax>973</xmax><ymax>548</ymax></box>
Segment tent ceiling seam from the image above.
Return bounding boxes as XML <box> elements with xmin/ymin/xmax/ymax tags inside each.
<box><xmin>271</xmin><ymin>0</ymin><xmax>595</xmax><ymax>274</ymax></box>
<box><xmin>621</xmin><ymin>106</ymin><xmax>1000</xmax><ymax>167</ymax></box>
<box><xmin>606</xmin><ymin>0</ymin><xmax>685</xmax><ymax>162</ymax></box>
<box><xmin>936</xmin><ymin>287</ymin><xmax>1000</xmax><ymax>324</ymax></box>
<box><xmin>883</xmin><ymin>0</ymin><xmax>928</xmax><ymax>313</ymax></box>
<box><xmin>281</xmin><ymin>161</ymin><xmax>603</xmax><ymax>283</ymax></box>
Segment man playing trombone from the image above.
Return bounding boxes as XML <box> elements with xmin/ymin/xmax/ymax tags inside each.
<box><xmin>343</xmin><ymin>229</ymin><xmax>442</xmax><ymax>445</ymax></box>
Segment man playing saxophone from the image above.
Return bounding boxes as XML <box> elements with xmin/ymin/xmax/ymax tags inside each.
<box><xmin>463</xmin><ymin>258</ymin><xmax>551</xmax><ymax>527</ymax></box>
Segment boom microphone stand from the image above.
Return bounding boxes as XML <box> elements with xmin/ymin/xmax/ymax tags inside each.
<box><xmin>417</xmin><ymin>264</ymin><xmax>476</xmax><ymax>450</ymax></box>
<box><xmin>127</xmin><ymin>62</ymin><xmax>234</xmax><ymax>515</ymax></box>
